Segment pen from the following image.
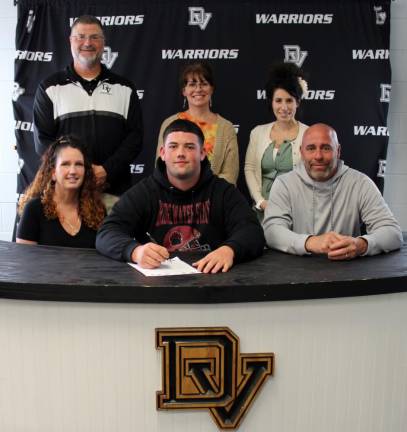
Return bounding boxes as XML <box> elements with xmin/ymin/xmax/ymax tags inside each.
<box><xmin>146</xmin><ymin>232</ymin><xmax>173</xmax><ymax>262</ymax></box>
<box><xmin>146</xmin><ymin>232</ymin><xmax>158</xmax><ymax>244</ymax></box>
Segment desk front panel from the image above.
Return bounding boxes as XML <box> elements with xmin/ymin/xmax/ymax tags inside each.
<box><xmin>0</xmin><ymin>294</ymin><xmax>406</xmax><ymax>432</ymax></box>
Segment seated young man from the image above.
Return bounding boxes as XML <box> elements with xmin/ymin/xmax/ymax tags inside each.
<box><xmin>96</xmin><ymin>119</ymin><xmax>265</xmax><ymax>273</ymax></box>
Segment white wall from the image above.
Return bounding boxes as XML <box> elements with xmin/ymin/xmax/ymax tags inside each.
<box><xmin>384</xmin><ymin>0</ymin><xmax>407</xmax><ymax>229</ymax></box>
<box><xmin>0</xmin><ymin>2</ymin><xmax>406</xmax><ymax>240</ymax></box>
<box><xmin>0</xmin><ymin>2</ymin><xmax>17</xmax><ymax>241</ymax></box>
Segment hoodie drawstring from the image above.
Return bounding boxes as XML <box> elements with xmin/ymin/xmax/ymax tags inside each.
<box><xmin>312</xmin><ymin>181</ymin><xmax>335</xmax><ymax>233</ymax></box>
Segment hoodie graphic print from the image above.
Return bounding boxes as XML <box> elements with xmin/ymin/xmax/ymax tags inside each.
<box><xmin>156</xmin><ymin>199</ymin><xmax>211</xmax><ymax>252</ymax></box>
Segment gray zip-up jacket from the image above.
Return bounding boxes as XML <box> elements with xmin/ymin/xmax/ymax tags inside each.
<box><xmin>263</xmin><ymin>160</ymin><xmax>403</xmax><ymax>255</ymax></box>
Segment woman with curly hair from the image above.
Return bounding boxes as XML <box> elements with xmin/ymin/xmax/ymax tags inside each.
<box><xmin>16</xmin><ymin>135</ymin><xmax>105</xmax><ymax>248</ymax></box>
<box><xmin>245</xmin><ymin>62</ymin><xmax>309</xmax><ymax>220</ymax></box>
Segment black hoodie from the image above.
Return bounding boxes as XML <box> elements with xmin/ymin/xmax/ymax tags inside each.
<box><xmin>96</xmin><ymin>158</ymin><xmax>265</xmax><ymax>264</ymax></box>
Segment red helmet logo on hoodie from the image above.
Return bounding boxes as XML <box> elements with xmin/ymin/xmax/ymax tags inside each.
<box><xmin>163</xmin><ymin>225</ymin><xmax>202</xmax><ymax>252</ymax></box>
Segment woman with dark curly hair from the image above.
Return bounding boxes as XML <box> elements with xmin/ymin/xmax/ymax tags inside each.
<box><xmin>245</xmin><ymin>62</ymin><xmax>309</xmax><ymax>220</ymax></box>
<box><xmin>156</xmin><ymin>61</ymin><xmax>239</xmax><ymax>185</ymax></box>
<box><xmin>16</xmin><ymin>135</ymin><xmax>105</xmax><ymax>248</ymax></box>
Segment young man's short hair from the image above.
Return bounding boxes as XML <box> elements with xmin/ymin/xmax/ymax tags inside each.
<box><xmin>162</xmin><ymin>119</ymin><xmax>205</xmax><ymax>147</ymax></box>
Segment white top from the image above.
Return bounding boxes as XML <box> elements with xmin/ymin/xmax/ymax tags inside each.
<box><xmin>244</xmin><ymin>121</ymin><xmax>308</xmax><ymax>208</ymax></box>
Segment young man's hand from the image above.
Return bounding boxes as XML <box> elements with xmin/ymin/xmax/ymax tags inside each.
<box><xmin>131</xmin><ymin>243</ymin><xmax>169</xmax><ymax>268</ymax></box>
<box><xmin>193</xmin><ymin>245</ymin><xmax>235</xmax><ymax>273</ymax></box>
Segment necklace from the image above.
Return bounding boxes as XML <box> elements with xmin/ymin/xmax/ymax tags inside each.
<box><xmin>60</xmin><ymin>214</ymin><xmax>81</xmax><ymax>235</ymax></box>
<box><xmin>271</xmin><ymin>120</ymin><xmax>299</xmax><ymax>147</ymax></box>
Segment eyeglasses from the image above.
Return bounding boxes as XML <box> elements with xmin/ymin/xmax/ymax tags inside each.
<box><xmin>71</xmin><ymin>34</ymin><xmax>105</xmax><ymax>42</ymax></box>
<box><xmin>185</xmin><ymin>81</ymin><xmax>211</xmax><ymax>89</ymax></box>
<box><xmin>56</xmin><ymin>136</ymin><xmax>71</xmax><ymax>145</ymax></box>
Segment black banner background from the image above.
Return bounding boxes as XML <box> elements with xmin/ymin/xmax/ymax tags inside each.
<box><xmin>13</xmin><ymin>0</ymin><xmax>391</xmax><ymax>196</ymax></box>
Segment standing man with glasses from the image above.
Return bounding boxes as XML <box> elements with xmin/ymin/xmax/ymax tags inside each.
<box><xmin>33</xmin><ymin>15</ymin><xmax>143</xmax><ymax>211</ymax></box>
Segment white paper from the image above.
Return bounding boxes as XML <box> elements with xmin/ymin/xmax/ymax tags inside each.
<box><xmin>128</xmin><ymin>256</ymin><xmax>201</xmax><ymax>277</ymax></box>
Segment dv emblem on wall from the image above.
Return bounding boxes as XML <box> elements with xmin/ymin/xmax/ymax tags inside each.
<box><xmin>156</xmin><ymin>327</ymin><xmax>274</xmax><ymax>429</ymax></box>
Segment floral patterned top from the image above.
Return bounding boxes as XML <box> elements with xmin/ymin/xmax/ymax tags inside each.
<box><xmin>178</xmin><ymin>111</ymin><xmax>218</xmax><ymax>162</ymax></box>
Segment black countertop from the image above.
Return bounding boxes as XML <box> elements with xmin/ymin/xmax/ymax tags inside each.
<box><xmin>0</xmin><ymin>240</ymin><xmax>406</xmax><ymax>303</ymax></box>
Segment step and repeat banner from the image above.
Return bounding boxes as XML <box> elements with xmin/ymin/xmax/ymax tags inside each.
<box><xmin>13</xmin><ymin>0</ymin><xmax>391</xmax><ymax>196</ymax></box>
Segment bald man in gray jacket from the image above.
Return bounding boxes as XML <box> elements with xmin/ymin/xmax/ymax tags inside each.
<box><xmin>263</xmin><ymin>123</ymin><xmax>402</xmax><ymax>260</ymax></box>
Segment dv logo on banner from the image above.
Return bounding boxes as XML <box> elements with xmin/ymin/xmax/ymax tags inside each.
<box><xmin>188</xmin><ymin>7</ymin><xmax>212</xmax><ymax>30</ymax></box>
